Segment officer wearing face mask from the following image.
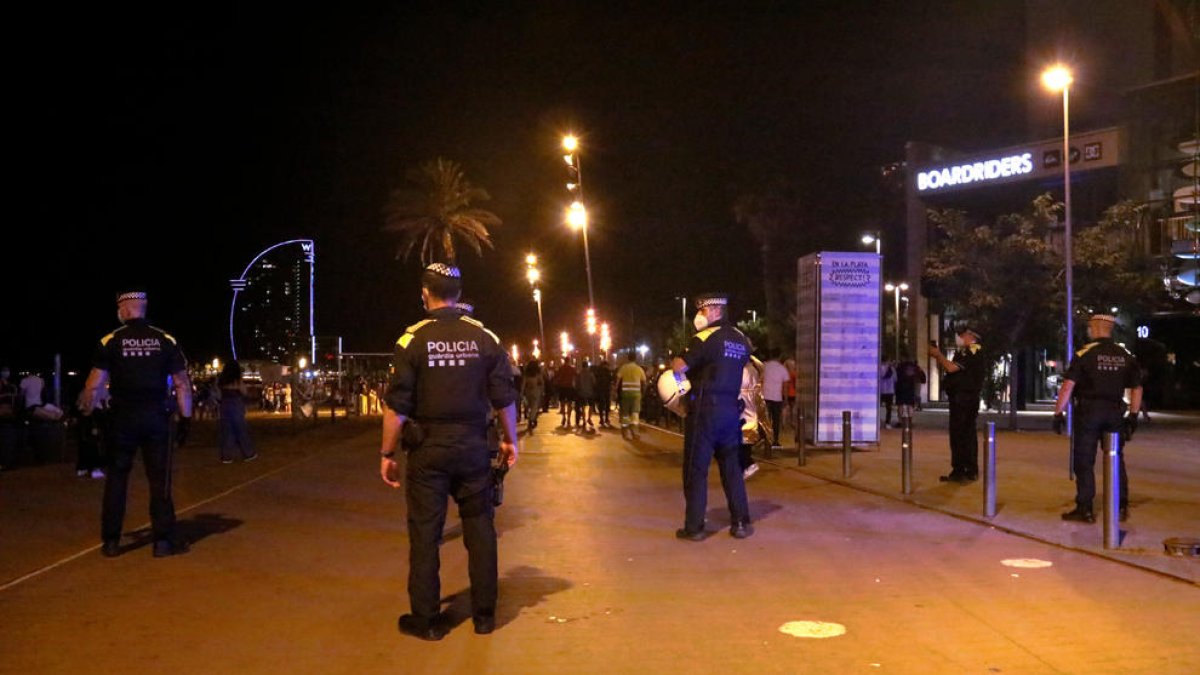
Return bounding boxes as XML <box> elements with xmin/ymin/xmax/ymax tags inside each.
<box><xmin>380</xmin><ymin>264</ymin><xmax>518</xmax><ymax>641</ymax></box>
<box><xmin>1052</xmin><ymin>314</ymin><xmax>1142</xmax><ymax>523</ymax></box>
<box><xmin>671</xmin><ymin>292</ymin><xmax>753</xmax><ymax>540</ymax></box>
<box><xmin>929</xmin><ymin>324</ymin><xmax>986</xmax><ymax>484</ymax></box>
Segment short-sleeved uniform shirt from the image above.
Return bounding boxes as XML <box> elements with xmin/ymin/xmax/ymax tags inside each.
<box><xmin>682</xmin><ymin>322</ymin><xmax>752</xmax><ymax>400</ymax></box>
<box><xmin>384</xmin><ymin>307</ymin><xmax>515</xmax><ymax>424</ymax></box>
<box><xmin>943</xmin><ymin>342</ymin><xmax>986</xmax><ymax>396</ymax></box>
<box><xmin>92</xmin><ymin>318</ymin><xmax>187</xmax><ymax>406</ymax></box>
<box><xmin>1065</xmin><ymin>337</ymin><xmax>1141</xmax><ymax>403</ymax></box>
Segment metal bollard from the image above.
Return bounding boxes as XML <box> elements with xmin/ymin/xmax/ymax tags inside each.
<box><xmin>842</xmin><ymin>410</ymin><xmax>852</xmax><ymax>478</ymax></box>
<box><xmin>1103</xmin><ymin>432</ymin><xmax>1122</xmax><ymax>549</ymax></box>
<box><xmin>983</xmin><ymin>421</ymin><xmax>997</xmax><ymax>518</ymax></box>
<box><xmin>797</xmin><ymin>412</ymin><xmax>807</xmax><ymax>466</ymax></box>
<box><xmin>901</xmin><ymin>417</ymin><xmax>913</xmax><ymax>494</ymax></box>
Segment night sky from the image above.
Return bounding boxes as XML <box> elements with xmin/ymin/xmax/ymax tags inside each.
<box><xmin>9</xmin><ymin>1</ymin><xmax>1037</xmax><ymax>374</ymax></box>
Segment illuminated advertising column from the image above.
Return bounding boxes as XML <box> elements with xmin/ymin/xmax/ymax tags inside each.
<box><xmin>796</xmin><ymin>252</ymin><xmax>882</xmax><ymax>444</ymax></box>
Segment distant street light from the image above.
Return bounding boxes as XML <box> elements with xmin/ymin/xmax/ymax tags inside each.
<box><xmin>884</xmin><ymin>282</ymin><xmax>909</xmax><ymax>360</ymax></box>
<box><xmin>525</xmin><ymin>253</ymin><xmax>546</xmax><ymax>353</ymax></box>
<box><xmin>861</xmin><ymin>232</ymin><xmax>881</xmax><ymax>255</ymax></box>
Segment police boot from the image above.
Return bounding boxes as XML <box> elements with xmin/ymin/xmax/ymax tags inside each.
<box><xmin>1061</xmin><ymin>506</ymin><xmax>1095</xmax><ymax>523</ymax></box>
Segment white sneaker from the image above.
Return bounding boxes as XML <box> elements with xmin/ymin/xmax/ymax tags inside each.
<box><xmin>90</xmin><ymin>468</ymin><xmax>106</xmax><ymax>479</ymax></box>
<box><xmin>743</xmin><ymin>463</ymin><xmax>760</xmax><ymax>480</ymax></box>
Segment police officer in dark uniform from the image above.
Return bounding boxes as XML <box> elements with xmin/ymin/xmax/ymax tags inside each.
<box><xmin>1052</xmin><ymin>314</ymin><xmax>1143</xmax><ymax>523</ymax></box>
<box><xmin>929</xmin><ymin>324</ymin><xmax>986</xmax><ymax>484</ymax></box>
<box><xmin>82</xmin><ymin>287</ymin><xmax>193</xmax><ymax>558</ymax></box>
<box><xmin>671</xmin><ymin>292</ymin><xmax>754</xmax><ymax>540</ymax></box>
<box><xmin>380</xmin><ymin>264</ymin><xmax>518</xmax><ymax>641</ymax></box>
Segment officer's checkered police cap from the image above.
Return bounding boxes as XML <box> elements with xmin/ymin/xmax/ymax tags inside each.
<box><xmin>1089</xmin><ymin>314</ymin><xmax>1118</xmax><ymax>324</ymax></box>
<box><xmin>457</xmin><ymin>299</ymin><xmax>475</xmax><ymax>315</ymax></box>
<box><xmin>425</xmin><ymin>263</ymin><xmax>460</xmax><ymax>279</ymax></box>
<box><xmin>115</xmin><ymin>286</ymin><xmax>148</xmax><ymax>303</ymax></box>
<box><xmin>421</xmin><ymin>263</ymin><xmax>463</xmax><ymax>298</ymax></box>
<box><xmin>694</xmin><ymin>292</ymin><xmax>730</xmax><ymax>309</ymax></box>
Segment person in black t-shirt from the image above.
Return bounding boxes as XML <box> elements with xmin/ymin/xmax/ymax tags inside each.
<box><xmin>1052</xmin><ymin>314</ymin><xmax>1143</xmax><ymax>523</ymax></box>
<box><xmin>82</xmin><ymin>287</ymin><xmax>193</xmax><ymax>558</ymax></box>
<box><xmin>929</xmin><ymin>325</ymin><xmax>986</xmax><ymax>484</ymax></box>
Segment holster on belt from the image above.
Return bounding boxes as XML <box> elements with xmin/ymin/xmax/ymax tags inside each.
<box><xmin>400</xmin><ymin>420</ymin><xmax>426</xmax><ymax>453</ymax></box>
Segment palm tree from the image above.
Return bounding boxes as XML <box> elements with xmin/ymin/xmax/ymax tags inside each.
<box><xmin>733</xmin><ymin>180</ymin><xmax>805</xmax><ymax>349</ymax></box>
<box><xmin>382</xmin><ymin>158</ymin><xmax>502</xmax><ymax>265</ymax></box>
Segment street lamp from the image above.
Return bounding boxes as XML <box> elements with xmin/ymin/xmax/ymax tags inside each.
<box><xmin>1043</xmin><ymin>63</ymin><xmax>1074</xmax><ymax>477</ymax></box>
<box><xmin>525</xmin><ymin>253</ymin><xmax>546</xmax><ymax>353</ymax></box>
<box><xmin>1042</xmin><ymin>64</ymin><xmax>1074</xmax><ymax>358</ymax></box>
<box><xmin>562</xmin><ymin>134</ymin><xmax>597</xmax><ymax>356</ymax></box>
<box><xmin>884</xmin><ymin>282</ymin><xmax>909</xmax><ymax>360</ymax></box>
<box><xmin>861</xmin><ymin>232</ymin><xmax>881</xmax><ymax>255</ymax></box>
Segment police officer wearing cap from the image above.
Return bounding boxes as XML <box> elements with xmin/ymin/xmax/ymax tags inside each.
<box><xmin>381</xmin><ymin>264</ymin><xmax>518</xmax><ymax>641</ymax></box>
<box><xmin>1052</xmin><ymin>314</ymin><xmax>1143</xmax><ymax>523</ymax></box>
<box><xmin>82</xmin><ymin>287</ymin><xmax>193</xmax><ymax>558</ymax></box>
<box><xmin>671</xmin><ymin>292</ymin><xmax>754</xmax><ymax>540</ymax></box>
<box><xmin>929</xmin><ymin>324</ymin><xmax>986</xmax><ymax>484</ymax></box>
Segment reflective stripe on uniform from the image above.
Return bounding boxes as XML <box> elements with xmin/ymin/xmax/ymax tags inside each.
<box><xmin>460</xmin><ymin>316</ymin><xmax>501</xmax><ymax>344</ymax></box>
<box><xmin>694</xmin><ymin>327</ymin><xmax>719</xmax><ymax>342</ymax></box>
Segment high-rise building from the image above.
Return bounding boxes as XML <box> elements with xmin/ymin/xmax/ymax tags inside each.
<box><xmin>229</xmin><ymin>239</ymin><xmax>316</xmax><ymax>365</ymax></box>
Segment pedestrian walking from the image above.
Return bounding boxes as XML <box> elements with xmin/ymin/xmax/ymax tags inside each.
<box><xmin>894</xmin><ymin>356</ymin><xmax>926</xmax><ymax>425</ymax></box>
<box><xmin>380</xmin><ymin>263</ymin><xmax>519</xmax><ymax>641</ymax></box>
<box><xmin>929</xmin><ymin>324</ymin><xmax>986</xmax><ymax>484</ymax></box>
<box><xmin>553</xmin><ymin>359</ymin><xmax>577</xmax><ymax>428</ymax></box>
<box><xmin>82</xmin><ymin>286</ymin><xmax>193</xmax><ymax>558</ymax></box>
<box><xmin>615</xmin><ymin>351</ymin><xmax>647</xmax><ymax>440</ymax></box>
<box><xmin>593</xmin><ymin>358</ymin><xmax>614</xmax><ymax>428</ymax></box>
<box><xmin>760</xmin><ymin>350</ymin><xmax>788</xmax><ymax>447</ymax></box>
<box><xmin>672</xmin><ymin>293</ymin><xmax>753</xmax><ymax>540</ymax></box>
<box><xmin>879</xmin><ymin>359</ymin><xmax>896</xmax><ymax>428</ymax></box>
<box><xmin>575</xmin><ymin>359</ymin><xmax>596</xmax><ymax>431</ymax></box>
<box><xmin>1052</xmin><ymin>314</ymin><xmax>1143</xmax><ymax>523</ymax></box>
<box><xmin>522</xmin><ymin>360</ymin><xmax>544</xmax><ymax>433</ymax></box>
<box><xmin>217</xmin><ymin>360</ymin><xmax>257</xmax><ymax>463</ymax></box>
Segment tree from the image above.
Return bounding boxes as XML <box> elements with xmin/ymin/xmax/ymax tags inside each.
<box><xmin>922</xmin><ymin>195</ymin><xmax>1062</xmax><ymax>428</ymax></box>
<box><xmin>1073</xmin><ymin>200</ymin><xmax>1162</xmax><ymax>326</ymax></box>
<box><xmin>382</xmin><ymin>158</ymin><xmax>502</xmax><ymax>265</ymax></box>
<box><xmin>733</xmin><ymin>180</ymin><xmax>805</xmax><ymax>351</ymax></box>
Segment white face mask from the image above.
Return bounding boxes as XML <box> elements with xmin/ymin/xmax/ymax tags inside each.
<box><xmin>693</xmin><ymin>311</ymin><xmax>709</xmax><ymax>331</ymax></box>
<box><xmin>954</xmin><ymin>334</ymin><xmax>965</xmax><ymax>348</ymax></box>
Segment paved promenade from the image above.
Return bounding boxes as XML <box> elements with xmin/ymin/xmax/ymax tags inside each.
<box><xmin>1</xmin><ymin>412</ymin><xmax>1197</xmax><ymax>673</ymax></box>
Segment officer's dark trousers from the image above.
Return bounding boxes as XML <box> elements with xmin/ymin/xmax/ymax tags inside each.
<box><xmin>947</xmin><ymin>392</ymin><xmax>980</xmax><ymax>477</ymax></box>
<box><xmin>102</xmin><ymin>406</ymin><xmax>176</xmax><ymax>542</ymax></box>
<box><xmin>1072</xmin><ymin>401</ymin><xmax>1129</xmax><ymax>510</ymax></box>
<box><xmin>405</xmin><ymin>427</ymin><xmax>496</xmax><ymax>622</ymax></box>
<box><xmin>682</xmin><ymin>398</ymin><xmax>749</xmax><ymax>531</ymax></box>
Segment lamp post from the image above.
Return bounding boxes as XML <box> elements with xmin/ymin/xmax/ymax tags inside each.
<box><xmin>861</xmin><ymin>232</ymin><xmax>882</xmax><ymax>255</ymax></box>
<box><xmin>563</xmin><ymin>136</ymin><xmax>596</xmax><ymax>312</ymax></box>
<box><xmin>564</xmin><ymin>134</ymin><xmax>597</xmax><ymax>358</ymax></box>
<box><xmin>1043</xmin><ymin>64</ymin><xmax>1074</xmax><ymax>478</ymax></box>
<box><xmin>884</xmin><ymin>282</ymin><xmax>909</xmax><ymax>360</ymax></box>
<box><xmin>525</xmin><ymin>253</ymin><xmax>546</xmax><ymax>354</ymax></box>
